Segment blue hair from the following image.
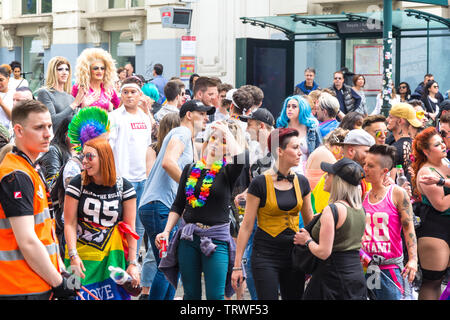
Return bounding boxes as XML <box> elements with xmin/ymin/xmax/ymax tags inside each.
<box><xmin>276</xmin><ymin>95</ymin><xmax>318</xmax><ymax>129</ymax></box>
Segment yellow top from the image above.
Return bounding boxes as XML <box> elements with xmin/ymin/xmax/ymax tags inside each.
<box><xmin>257</xmin><ymin>172</ymin><xmax>303</xmax><ymax>237</ymax></box>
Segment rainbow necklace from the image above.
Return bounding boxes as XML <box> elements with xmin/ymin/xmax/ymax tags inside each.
<box><xmin>186</xmin><ymin>158</ymin><xmax>226</xmax><ymax>208</ymax></box>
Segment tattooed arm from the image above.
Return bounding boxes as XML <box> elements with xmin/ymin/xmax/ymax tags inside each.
<box><xmin>394</xmin><ymin>186</ymin><xmax>418</xmax><ymax>283</ymax></box>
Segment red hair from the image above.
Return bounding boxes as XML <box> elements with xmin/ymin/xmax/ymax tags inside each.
<box><xmin>82</xmin><ymin>137</ymin><xmax>117</xmax><ymax>187</ymax></box>
<box><xmin>411</xmin><ymin>126</ymin><xmax>439</xmax><ymax>198</ymax></box>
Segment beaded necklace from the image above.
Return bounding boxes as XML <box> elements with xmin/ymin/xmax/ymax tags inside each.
<box><xmin>186</xmin><ymin>158</ymin><xmax>226</xmax><ymax>208</ymax></box>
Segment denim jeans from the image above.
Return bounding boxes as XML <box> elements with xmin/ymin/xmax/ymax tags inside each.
<box><xmin>178</xmin><ymin>234</ymin><xmax>229</xmax><ymax>300</ymax></box>
<box><xmin>139</xmin><ymin>201</ymin><xmax>178</xmax><ymax>300</ymax></box>
<box><xmin>130</xmin><ymin>180</ymin><xmax>146</xmax><ymax>254</ymax></box>
<box><xmin>243</xmin><ymin>221</ymin><xmax>258</xmax><ymax>300</ymax></box>
<box><xmin>366</xmin><ymin>267</ymin><xmax>413</xmax><ymax>300</ymax></box>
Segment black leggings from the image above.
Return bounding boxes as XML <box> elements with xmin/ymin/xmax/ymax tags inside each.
<box><xmin>251</xmin><ymin>246</ymin><xmax>305</xmax><ymax>300</ymax></box>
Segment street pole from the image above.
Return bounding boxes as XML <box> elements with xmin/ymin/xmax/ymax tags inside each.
<box><xmin>381</xmin><ymin>0</ymin><xmax>393</xmax><ymax>117</ymax></box>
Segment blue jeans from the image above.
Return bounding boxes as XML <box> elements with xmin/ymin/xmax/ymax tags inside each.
<box><xmin>139</xmin><ymin>201</ymin><xmax>178</xmax><ymax>300</ymax></box>
<box><xmin>178</xmin><ymin>234</ymin><xmax>229</xmax><ymax>300</ymax></box>
<box><xmin>243</xmin><ymin>221</ymin><xmax>258</xmax><ymax>300</ymax></box>
<box><xmin>140</xmin><ymin>245</ymin><xmax>157</xmax><ymax>288</ymax></box>
<box><xmin>130</xmin><ymin>180</ymin><xmax>146</xmax><ymax>254</ymax></box>
<box><xmin>366</xmin><ymin>267</ymin><xmax>413</xmax><ymax>300</ymax></box>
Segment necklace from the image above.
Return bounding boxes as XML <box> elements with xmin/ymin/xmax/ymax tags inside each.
<box><xmin>186</xmin><ymin>158</ymin><xmax>226</xmax><ymax>208</ymax></box>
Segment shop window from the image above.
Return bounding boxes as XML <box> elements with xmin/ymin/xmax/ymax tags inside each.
<box><xmin>22</xmin><ymin>36</ymin><xmax>45</xmax><ymax>93</ymax></box>
<box><xmin>110</xmin><ymin>31</ymin><xmax>136</xmax><ymax>70</ymax></box>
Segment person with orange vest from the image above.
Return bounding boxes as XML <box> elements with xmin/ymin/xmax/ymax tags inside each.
<box><xmin>0</xmin><ymin>100</ymin><xmax>78</xmax><ymax>300</ymax></box>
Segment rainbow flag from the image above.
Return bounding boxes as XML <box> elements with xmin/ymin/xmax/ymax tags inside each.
<box><xmin>64</xmin><ymin>221</ymin><xmax>131</xmax><ymax>300</ymax></box>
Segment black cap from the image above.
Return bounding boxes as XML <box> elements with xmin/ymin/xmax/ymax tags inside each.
<box><xmin>440</xmin><ymin>99</ymin><xmax>450</xmax><ymax>112</ymax></box>
<box><xmin>320</xmin><ymin>157</ymin><xmax>365</xmax><ymax>186</ymax></box>
<box><xmin>179</xmin><ymin>99</ymin><xmax>215</xmax><ymax>118</ymax></box>
<box><xmin>239</xmin><ymin>108</ymin><xmax>275</xmax><ymax>127</ymax></box>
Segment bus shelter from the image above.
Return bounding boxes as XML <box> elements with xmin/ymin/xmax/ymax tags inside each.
<box><xmin>236</xmin><ymin>9</ymin><xmax>450</xmax><ymax>117</ymax></box>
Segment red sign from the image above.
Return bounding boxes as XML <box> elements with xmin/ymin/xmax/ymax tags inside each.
<box><xmin>162</xmin><ymin>11</ymin><xmax>171</xmax><ymax>17</ymax></box>
<box><xmin>181</xmin><ymin>36</ymin><xmax>196</xmax><ymax>41</ymax></box>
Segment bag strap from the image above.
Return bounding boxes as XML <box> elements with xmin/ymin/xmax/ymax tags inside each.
<box><xmin>329</xmin><ymin>203</ymin><xmax>339</xmax><ymax>229</ymax></box>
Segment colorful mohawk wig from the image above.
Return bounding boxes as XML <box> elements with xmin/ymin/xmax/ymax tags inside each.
<box><xmin>68</xmin><ymin>107</ymin><xmax>110</xmax><ymax>152</ymax></box>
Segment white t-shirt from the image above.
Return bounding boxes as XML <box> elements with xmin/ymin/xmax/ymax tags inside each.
<box><xmin>9</xmin><ymin>78</ymin><xmax>29</xmax><ymax>90</ymax></box>
<box><xmin>108</xmin><ymin>106</ymin><xmax>152</xmax><ymax>182</ymax></box>
<box><xmin>0</xmin><ymin>91</ymin><xmax>14</xmax><ymax>130</ymax></box>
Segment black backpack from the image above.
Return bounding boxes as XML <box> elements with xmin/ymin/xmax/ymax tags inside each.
<box><xmin>49</xmin><ymin>156</ymin><xmax>83</xmax><ymax>238</ymax></box>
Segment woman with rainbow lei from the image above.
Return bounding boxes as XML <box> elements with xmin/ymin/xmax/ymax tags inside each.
<box><xmin>156</xmin><ymin>120</ymin><xmax>245</xmax><ymax>300</ymax></box>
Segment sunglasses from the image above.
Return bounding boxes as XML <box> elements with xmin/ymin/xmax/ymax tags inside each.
<box><xmin>57</xmin><ymin>67</ymin><xmax>70</xmax><ymax>72</ymax></box>
<box><xmin>92</xmin><ymin>66</ymin><xmax>106</xmax><ymax>71</ymax></box>
<box><xmin>440</xmin><ymin>130</ymin><xmax>448</xmax><ymax>138</ymax></box>
<box><xmin>432</xmin><ymin>85</ymin><xmax>439</xmax><ymax>89</ymax></box>
<box><xmin>81</xmin><ymin>152</ymin><xmax>97</xmax><ymax>162</ymax></box>
<box><xmin>375</xmin><ymin>130</ymin><xmax>389</xmax><ymax>138</ymax></box>
<box><xmin>416</xmin><ymin>111</ymin><xmax>426</xmax><ymax>120</ymax></box>
<box><xmin>399</xmin><ymin>85</ymin><xmax>407</xmax><ymax>89</ymax></box>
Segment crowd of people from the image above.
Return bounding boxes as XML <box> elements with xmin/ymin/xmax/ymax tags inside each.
<box><xmin>0</xmin><ymin>48</ymin><xmax>448</xmax><ymax>301</ymax></box>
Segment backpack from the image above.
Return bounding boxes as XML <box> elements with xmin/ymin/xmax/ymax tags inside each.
<box><xmin>49</xmin><ymin>155</ymin><xmax>83</xmax><ymax>238</ymax></box>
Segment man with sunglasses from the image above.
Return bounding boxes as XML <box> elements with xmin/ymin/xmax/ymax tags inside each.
<box><xmin>386</xmin><ymin>103</ymin><xmax>422</xmax><ymax>184</ymax></box>
<box><xmin>329</xmin><ymin>70</ymin><xmax>361</xmax><ymax>121</ymax></box>
<box><xmin>363</xmin><ymin>115</ymin><xmax>388</xmax><ymax>145</ymax></box>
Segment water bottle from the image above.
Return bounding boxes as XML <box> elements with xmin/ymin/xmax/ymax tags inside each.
<box><xmin>396</xmin><ymin>165</ymin><xmax>408</xmax><ymax>186</ymax></box>
<box><xmin>108</xmin><ymin>266</ymin><xmax>142</xmax><ymax>296</ymax></box>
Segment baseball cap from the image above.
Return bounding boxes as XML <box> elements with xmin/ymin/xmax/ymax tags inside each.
<box><xmin>225</xmin><ymin>88</ymin><xmax>237</xmax><ymax>101</ymax></box>
<box><xmin>341</xmin><ymin>129</ymin><xmax>375</xmax><ymax>147</ymax></box>
<box><xmin>320</xmin><ymin>157</ymin><xmax>365</xmax><ymax>186</ymax></box>
<box><xmin>389</xmin><ymin>103</ymin><xmax>423</xmax><ymax>128</ymax></box>
<box><xmin>179</xmin><ymin>99</ymin><xmax>215</xmax><ymax>118</ymax></box>
<box><xmin>239</xmin><ymin>108</ymin><xmax>275</xmax><ymax>127</ymax></box>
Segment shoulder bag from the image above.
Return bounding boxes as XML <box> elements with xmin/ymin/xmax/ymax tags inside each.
<box><xmin>291</xmin><ymin>203</ymin><xmax>339</xmax><ymax>274</ymax></box>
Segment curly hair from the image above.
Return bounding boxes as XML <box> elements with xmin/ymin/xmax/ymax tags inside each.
<box><xmin>75</xmin><ymin>48</ymin><xmax>117</xmax><ymax>91</ymax></box>
<box><xmin>411</xmin><ymin>126</ymin><xmax>439</xmax><ymax>198</ymax></box>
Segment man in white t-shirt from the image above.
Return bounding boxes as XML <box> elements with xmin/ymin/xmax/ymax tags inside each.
<box><xmin>108</xmin><ymin>77</ymin><xmax>153</xmax><ymax>253</ymax></box>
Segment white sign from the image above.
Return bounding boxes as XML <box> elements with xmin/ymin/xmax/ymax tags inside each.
<box><xmin>181</xmin><ymin>36</ymin><xmax>196</xmax><ymax>56</ymax></box>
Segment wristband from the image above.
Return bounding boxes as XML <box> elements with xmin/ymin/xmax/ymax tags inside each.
<box><xmin>305</xmin><ymin>239</ymin><xmax>313</xmax><ymax>249</ymax></box>
<box><xmin>437</xmin><ymin>177</ymin><xmax>446</xmax><ymax>186</ymax></box>
<box><xmin>232</xmin><ymin>267</ymin><xmax>242</xmax><ymax>271</ymax></box>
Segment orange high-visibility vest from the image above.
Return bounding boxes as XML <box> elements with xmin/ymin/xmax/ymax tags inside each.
<box><xmin>0</xmin><ymin>152</ymin><xmax>60</xmax><ymax>296</ymax></box>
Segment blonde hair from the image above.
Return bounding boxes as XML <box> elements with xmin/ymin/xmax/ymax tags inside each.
<box><xmin>202</xmin><ymin>119</ymin><xmax>248</xmax><ymax>158</ymax></box>
<box><xmin>75</xmin><ymin>48</ymin><xmax>117</xmax><ymax>91</ymax></box>
<box><xmin>45</xmin><ymin>56</ymin><xmax>72</xmax><ymax>93</ymax></box>
<box><xmin>329</xmin><ymin>175</ymin><xmax>362</xmax><ymax>209</ymax></box>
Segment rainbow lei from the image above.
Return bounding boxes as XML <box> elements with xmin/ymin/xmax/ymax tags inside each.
<box><xmin>186</xmin><ymin>158</ymin><xmax>226</xmax><ymax>208</ymax></box>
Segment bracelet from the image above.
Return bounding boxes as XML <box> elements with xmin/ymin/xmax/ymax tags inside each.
<box><xmin>127</xmin><ymin>260</ymin><xmax>139</xmax><ymax>267</ymax></box>
<box><xmin>68</xmin><ymin>249</ymin><xmax>78</xmax><ymax>258</ymax></box>
<box><xmin>232</xmin><ymin>267</ymin><xmax>243</xmax><ymax>271</ymax></box>
<box><xmin>437</xmin><ymin>177</ymin><xmax>446</xmax><ymax>186</ymax></box>
<box><xmin>69</xmin><ymin>254</ymin><xmax>79</xmax><ymax>261</ymax></box>
<box><xmin>305</xmin><ymin>239</ymin><xmax>313</xmax><ymax>249</ymax></box>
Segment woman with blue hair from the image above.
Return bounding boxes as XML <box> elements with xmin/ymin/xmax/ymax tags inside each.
<box><xmin>276</xmin><ymin>95</ymin><xmax>322</xmax><ymax>175</ymax></box>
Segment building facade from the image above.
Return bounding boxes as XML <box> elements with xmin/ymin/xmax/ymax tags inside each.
<box><xmin>0</xmin><ymin>0</ymin><xmax>448</xmax><ymax>104</ymax></box>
